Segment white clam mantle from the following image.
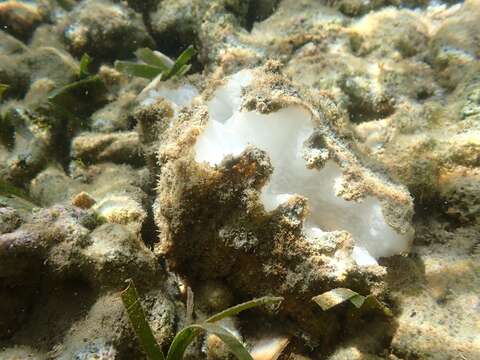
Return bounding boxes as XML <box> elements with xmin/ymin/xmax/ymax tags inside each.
<box><xmin>195</xmin><ymin>70</ymin><xmax>410</xmax><ymax>266</ymax></box>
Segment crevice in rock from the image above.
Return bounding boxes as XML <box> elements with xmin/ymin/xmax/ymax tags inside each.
<box><xmin>141</xmin><ymin>198</ymin><xmax>159</xmax><ymax>249</ymax></box>
<box><xmin>245</xmin><ymin>0</ymin><xmax>281</xmax><ymax>32</ymax></box>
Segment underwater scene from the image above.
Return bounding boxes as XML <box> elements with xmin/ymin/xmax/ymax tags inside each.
<box><xmin>0</xmin><ymin>0</ymin><xmax>479</xmax><ymax>359</ymax></box>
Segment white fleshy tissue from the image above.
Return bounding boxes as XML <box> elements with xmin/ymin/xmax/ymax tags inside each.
<box><xmin>195</xmin><ymin>70</ymin><xmax>410</xmax><ymax>266</ymax></box>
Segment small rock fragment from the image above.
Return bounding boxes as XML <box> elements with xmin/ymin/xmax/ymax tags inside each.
<box><xmin>71</xmin><ymin>131</ymin><xmax>144</xmax><ymax>166</ymax></box>
<box><xmin>71</xmin><ymin>191</ymin><xmax>96</xmax><ymax>209</ymax></box>
<box><xmin>250</xmin><ymin>337</ymin><xmax>290</xmax><ymax>360</ymax></box>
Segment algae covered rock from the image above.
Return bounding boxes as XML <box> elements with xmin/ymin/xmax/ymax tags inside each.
<box><xmin>0</xmin><ymin>207</ymin><xmax>22</xmax><ymax>234</ymax></box>
<box><xmin>0</xmin><ymin>1</ymin><xmax>48</xmax><ymax>41</ymax></box>
<box><xmin>429</xmin><ymin>0</ymin><xmax>480</xmax><ymax>89</ymax></box>
<box><xmin>0</xmin><ymin>30</ymin><xmax>28</xmax><ymax>55</ymax></box>
<box><xmin>30</xmin><ymin>162</ymin><xmax>150</xmax><ymax>234</ymax></box>
<box><xmin>349</xmin><ymin>8</ymin><xmax>429</xmax><ymax>58</ymax></box>
<box><xmin>0</xmin><ymin>105</ymin><xmax>61</xmax><ymax>186</ymax></box>
<box><xmin>0</xmin><ymin>202</ymin><xmax>181</xmax><ymax>355</ymax></box>
<box><xmin>154</xmin><ymin>65</ymin><xmax>414</xmax><ymax>343</ymax></box>
<box><xmin>61</xmin><ymin>0</ymin><xmax>154</xmax><ymax>60</ymax></box>
<box><xmin>387</xmin><ymin>219</ymin><xmax>480</xmax><ymax>360</ymax></box>
<box><xmin>71</xmin><ymin>131</ymin><xmax>144</xmax><ymax>166</ymax></box>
